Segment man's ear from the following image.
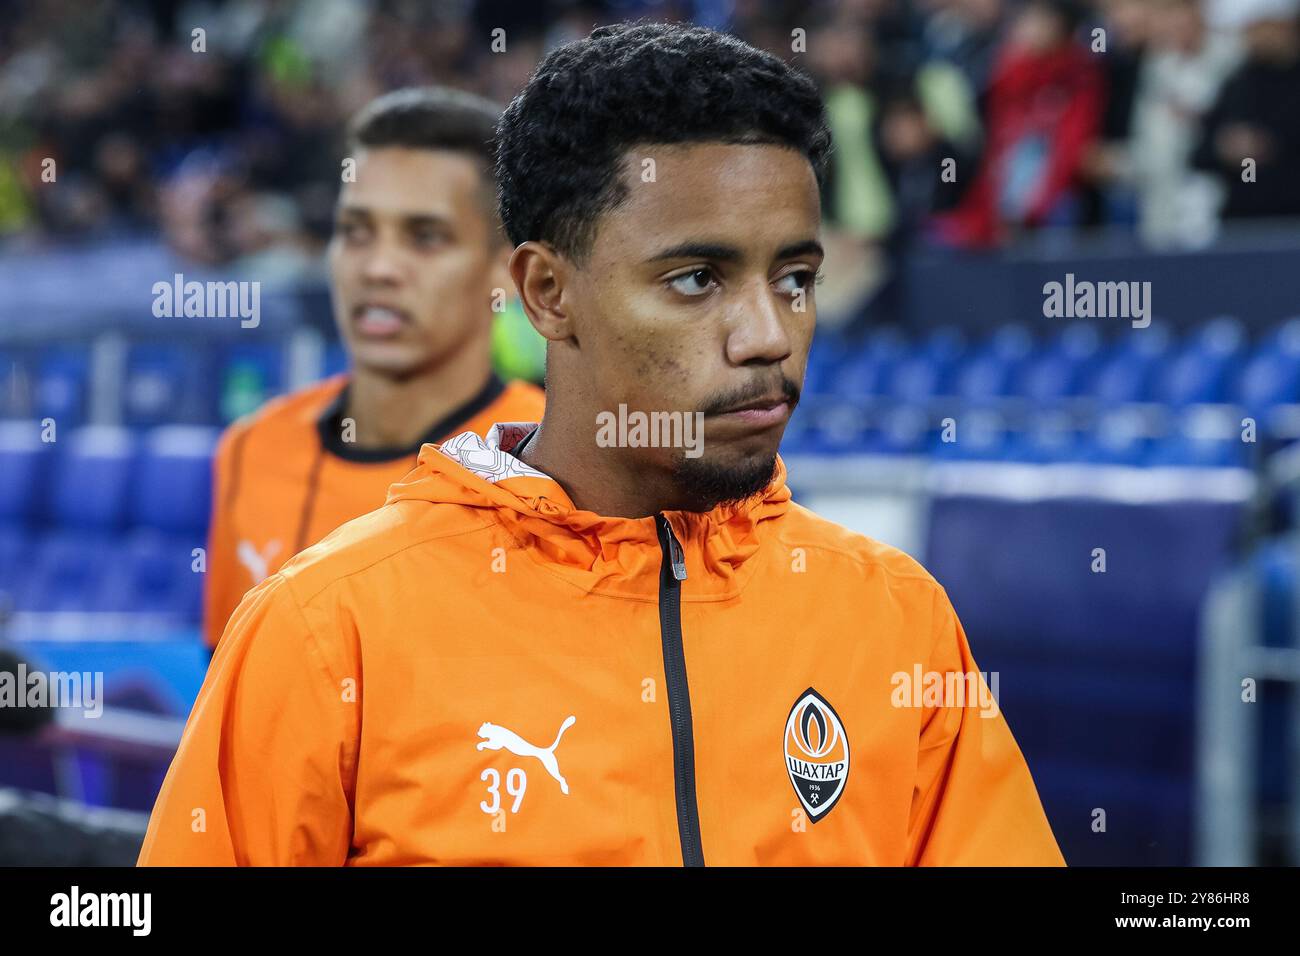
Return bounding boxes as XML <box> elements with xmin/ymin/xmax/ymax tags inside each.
<box><xmin>509</xmin><ymin>241</ymin><xmax>575</xmax><ymax>343</ymax></box>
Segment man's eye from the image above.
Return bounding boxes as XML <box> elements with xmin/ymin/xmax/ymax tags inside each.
<box><xmin>411</xmin><ymin>227</ymin><xmax>451</xmax><ymax>247</ymax></box>
<box><xmin>336</xmin><ymin>221</ymin><xmax>369</xmax><ymax>243</ymax></box>
<box><xmin>669</xmin><ymin>268</ymin><xmax>715</xmax><ymax>297</ymax></box>
<box><xmin>774</xmin><ymin>269</ymin><xmax>818</xmax><ymax>294</ymax></box>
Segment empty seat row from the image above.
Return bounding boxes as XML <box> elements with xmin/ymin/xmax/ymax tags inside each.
<box><xmin>0</xmin><ymin>342</ymin><xmax>289</xmax><ymax>427</ymax></box>
<box><xmin>805</xmin><ymin>318</ymin><xmax>1300</xmax><ymax>410</ymax></box>
<box><xmin>784</xmin><ymin>401</ymin><xmax>1264</xmax><ymax>467</ymax></box>
<box><xmin>0</xmin><ymin>527</ymin><xmax>202</xmax><ymax>620</ymax></box>
<box><xmin>0</xmin><ymin>422</ymin><xmax>216</xmax><ymax>534</ymax></box>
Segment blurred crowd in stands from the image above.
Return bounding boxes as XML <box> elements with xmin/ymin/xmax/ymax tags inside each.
<box><xmin>1</xmin><ymin>0</ymin><xmax>1298</xmax><ymax>271</ymax></box>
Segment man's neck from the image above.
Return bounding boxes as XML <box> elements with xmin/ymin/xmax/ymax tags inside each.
<box><xmin>518</xmin><ymin>412</ymin><xmax>693</xmax><ymax>518</ymax></box>
<box><xmin>345</xmin><ymin>355</ymin><xmax>492</xmax><ymax>450</ymax></box>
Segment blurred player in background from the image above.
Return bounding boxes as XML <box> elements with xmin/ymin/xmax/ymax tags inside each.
<box><xmin>203</xmin><ymin>87</ymin><xmax>545</xmax><ymax>649</ymax></box>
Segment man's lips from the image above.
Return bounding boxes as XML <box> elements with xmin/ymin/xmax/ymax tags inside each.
<box><xmin>707</xmin><ymin>398</ymin><xmax>792</xmax><ymax>429</ymax></box>
<box><xmin>351</xmin><ymin>304</ymin><xmax>410</xmax><ymax>338</ymax></box>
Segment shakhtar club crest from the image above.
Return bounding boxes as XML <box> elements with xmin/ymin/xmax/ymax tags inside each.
<box><xmin>784</xmin><ymin>687</ymin><xmax>849</xmax><ymax>822</ymax></box>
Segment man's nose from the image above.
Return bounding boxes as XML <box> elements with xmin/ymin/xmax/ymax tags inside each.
<box><xmin>726</xmin><ymin>276</ymin><xmax>795</xmax><ymax>366</ymax></box>
<box><xmin>360</xmin><ymin>239</ymin><xmax>405</xmax><ymax>285</ymax></box>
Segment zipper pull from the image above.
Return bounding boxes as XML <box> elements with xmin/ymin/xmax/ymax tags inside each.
<box><xmin>658</xmin><ymin>515</ymin><xmax>688</xmax><ymax>581</ymax></box>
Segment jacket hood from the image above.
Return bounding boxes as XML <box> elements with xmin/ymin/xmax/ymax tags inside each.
<box><xmin>385</xmin><ymin>423</ymin><xmax>792</xmax><ymax>602</ymax></box>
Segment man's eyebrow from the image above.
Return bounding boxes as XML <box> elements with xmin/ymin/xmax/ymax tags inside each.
<box><xmin>645</xmin><ymin>239</ymin><xmax>825</xmax><ymax>264</ymax></box>
<box><xmin>646</xmin><ymin>242</ymin><xmax>743</xmax><ymax>264</ymax></box>
<box><xmin>399</xmin><ymin>213</ymin><xmax>454</xmax><ymax>228</ymax></box>
<box><xmin>335</xmin><ymin>205</ymin><xmax>452</xmax><ymax>226</ymax></box>
<box><xmin>775</xmin><ymin>239</ymin><xmax>824</xmax><ymax>260</ymax></box>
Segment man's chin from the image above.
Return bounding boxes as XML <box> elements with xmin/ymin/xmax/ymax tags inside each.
<box><xmin>672</xmin><ymin>450</ymin><xmax>779</xmax><ymax>513</ymax></box>
<box><xmin>346</xmin><ymin>342</ymin><xmax>431</xmax><ymax>379</ymax></box>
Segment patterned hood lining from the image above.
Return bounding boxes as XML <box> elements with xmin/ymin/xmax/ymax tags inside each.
<box><xmin>437</xmin><ymin>422</ymin><xmax>549</xmax><ymax>484</ymax></box>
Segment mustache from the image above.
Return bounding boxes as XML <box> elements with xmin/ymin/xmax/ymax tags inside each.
<box><xmin>699</xmin><ymin>377</ymin><xmax>801</xmax><ymax>416</ymax></box>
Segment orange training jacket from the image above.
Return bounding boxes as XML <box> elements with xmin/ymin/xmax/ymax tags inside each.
<box><xmin>203</xmin><ymin>373</ymin><xmax>545</xmax><ymax>647</ymax></box>
<box><xmin>142</xmin><ymin>422</ymin><xmax>1065</xmax><ymax>866</ymax></box>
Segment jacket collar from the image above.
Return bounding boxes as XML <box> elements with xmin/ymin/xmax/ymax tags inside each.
<box><xmin>386</xmin><ymin>423</ymin><xmax>792</xmax><ymax>602</ymax></box>
<box><xmin>316</xmin><ymin>374</ymin><xmax>505</xmax><ymax>464</ymax></box>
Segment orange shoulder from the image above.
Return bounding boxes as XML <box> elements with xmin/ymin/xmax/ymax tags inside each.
<box><xmin>492</xmin><ymin>379</ymin><xmax>546</xmax><ymax>423</ymax></box>
<box><xmin>216</xmin><ymin>375</ymin><xmax>347</xmax><ymax>462</ymax></box>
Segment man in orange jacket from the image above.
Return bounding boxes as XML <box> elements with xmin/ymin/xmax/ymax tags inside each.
<box><xmin>203</xmin><ymin>87</ymin><xmax>545</xmax><ymax>649</ymax></box>
<box><xmin>141</xmin><ymin>23</ymin><xmax>1064</xmax><ymax>866</ymax></box>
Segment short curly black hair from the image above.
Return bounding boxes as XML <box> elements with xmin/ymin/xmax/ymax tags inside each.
<box><xmin>494</xmin><ymin>22</ymin><xmax>832</xmax><ymax>262</ymax></box>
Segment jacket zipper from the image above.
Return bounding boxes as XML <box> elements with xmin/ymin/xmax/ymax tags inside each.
<box><xmin>655</xmin><ymin>514</ymin><xmax>705</xmax><ymax>867</ymax></box>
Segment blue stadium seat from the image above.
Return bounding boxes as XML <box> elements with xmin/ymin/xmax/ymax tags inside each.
<box><xmin>1001</xmin><ymin>414</ymin><xmax>1083</xmax><ymax>463</ymax></box>
<box><xmin>1085</xmin><ymin>325</ymin><xmax>1172</xmax><ymax>405</ymax></box>
<box><xmin>888</xmin><ymin>350</ymin><xmax>952</xmax><ymax>404</ymax></box>
<box><xmin>34</xmin><ymin>347</ymin><xmax>90</xmax><ymax>428</ymax></box>
<box><xmin>1077</xmin><ymin>408</ymin><xmax>1153</xmax><ymax>465</ymax></box>
<box><xmin>985</xmin><ymin>324</ymin><xmax>1035</xmax><ymax>360</ymax></box>
<box><xmin>919</xmin><ymin>326</ymin><xmax>966</xmax><ymax>362</ymax></box>
<box><xmin>23</xmin><ymin>530</ymin><xmax>114</xmax><ymax>612</ymax></box>
<box><xmin>800</xmin><ymin>355</ymin><xmax>831</xmax><ymax>397</ymax></box>
<box><xmin>953</xmin><ymin>354</ymin><xmax>1013</xmax><ymax>404</ymax></box>
<box><xmin>323</xmin><ymin>343</ymin><xmax>349</xmax><ymax>378</ymax></box>
<box><xmin>865</xmin><ymin>326</ymin><xmax>909</xmax><ymax>356</ymax></box>
<box><xmin>0</xmin><ymin>350</ymin><xmax>30</xmax><ymax>419</ymax></box>
<box><xmin>0</xmin><ymin>421</ymin><xmax>51</xmax><ymax>524</ymax></box>
<box><xmin>1233</xmin><ymin>318</ymin><xmax>1300</xmax><ymax>414</ymax></box>
<box><xmin>953</xmin><ymin>326</ymin><xmax>1034</xmax><ymax>404</ymax></box>
<box><xmin>778</xmin><ymin>409</ymin><xmax>814</xmax><ymax>455</ymax></box>
<box><xmin>886</xmin><ymin>327</ymin><xmax>965</xmax><ymax>403</ymax></box>
<box><xmin>1152</xmin><ymin>317</ymin><xmax>1247</xmax><ymax>406</ymax></box>
<box><xmin>831</xmin><ymin>327</ymin><xmax>908</xmax><ymax>398</ymax></box>
<box><xmin>802</xmin><ymin>400</ymin><xmax>871</xmax><ymax>454</ymax></box>
<box><xmin>99</xmin><ymin>530</ymin><xmax>203</xmax><ymax>620</ymax></box>
<box><xmin>930</xmin><ymin>410</ymin><xmax>1008</xmax><ymax>460</ymax></box>
<box><xmin>865</xmin><ymin>405</ymin><xmax>929</xmax><ymax>455</ymax></box>
<box><xmin>802</xmin><ymin>333</ymin><xmax>846</xmax><ymax>396</ymax></box>
<box><xmin>1146</xmin><ymin>408</ymin><xmax>1249</xmax><ymax>468</ymax></box>
<box><xmin>130</xmin><ymin>425</ymin><xmax>217</xmax><ymax>536</ymax></box>
<box><xmin>1018</xmin><ymin>323</ymin><xmax>1102</xmax><ymax>404</ymax></box>
<box><xmin>0</xmin><ymin>525</ymin><xmax>30</xmax><ymax>606</ymax></box>
<box><xmin>123</xmin><ymin>344</ymin><xmax>215</xmax><ymax>427</ymax></box>
<box><xmin>1146</xmin><ymin>433</ymin><xmax>1247</xmax><ymax>468</ymax></box>
<box><xmin>49</xmin><ymin>426</ymin><xmax>136</xmax><ymax>530</ymax></box>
